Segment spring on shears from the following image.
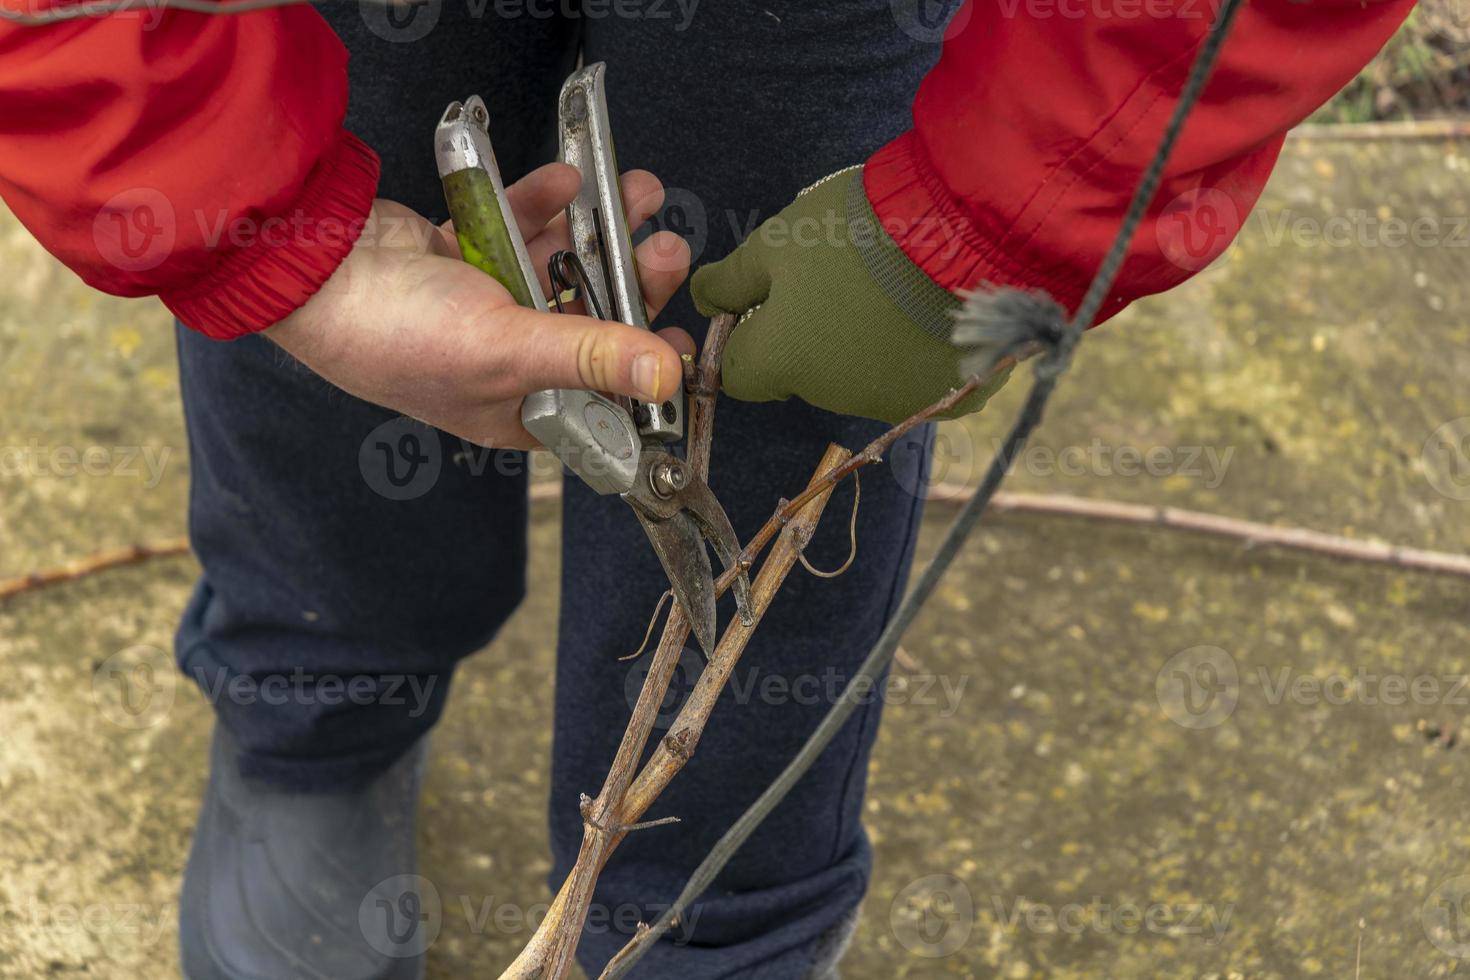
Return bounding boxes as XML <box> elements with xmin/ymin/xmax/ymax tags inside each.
<box><xmin>547</xmin><ymin>250</ymin><xmax>607</xmax><ymax>321</ymax></box>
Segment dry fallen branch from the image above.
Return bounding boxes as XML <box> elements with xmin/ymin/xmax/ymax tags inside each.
<box><xmin>8</xmin><ymin>479</ymin><xmax>1468</xmax><ymax>607</ymax></box>
<box><xmin>0</xmin><ymin>538</ymin><xmax>189</xmax><ymax>600</ymax></box>
<box><xmin>934</xmin><ymin>486</ymin><xmax>1470</xmax><ymax>581</ymax></box>
<box><xmin>1292</xmin><ymin>119</ymin><xmax>1470</xmax><ymax>141</ymax></box>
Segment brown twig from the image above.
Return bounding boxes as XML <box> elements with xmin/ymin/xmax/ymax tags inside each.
<box><xmin>617</xmin><ymin>444</ymin><xmax>852</xmax><ymax>827</ymax></box>
<box><xmin>712</xmin><ymin>374</ymin><xmax>985</xmax><ymax>598</ymax></box>
<box><xmin>516</xmin><ymin>598</ymin><xmax>694</xmax><ymax>979</ymax></box>
<box><xmin>500</xmin><ymin>620</ymin><xmax>688</xmax><ymax>976</ymax></box>
<box><xmin>501</xmin><ymin>444</ymin><xmax>850</xmax><ymax>980</ymax></box>
<box><xmin>497</xmin><ymin>311</ymin><xmax>829</xmax><ymax>979</ymax></box>
<box><xmin>1291</xmin><ymin>119</ymin><xmax>1470</xmax><ymax>141</ymax></box>
<box><xmin>686</xmin><ymin>312</ymin><xmax>735</xmax><ymax>482</ymax></box>
<box><xmin>620</xmin><ymin>590</ymin><xmax>673</xmax><ymax>661</ymax></box>
<box><xmin>510</xmin><ymin>474</ymin><xmax>716</xmax><ymax>973</ymax></box>
<box><xmin>933</xmin><ymin>486</ymin><xmax>1470</xmax><ymax>581</ymax></box>
<box><xmin>799</xmin><ymin>471</ymin><xmax>860</xmax><ymax>579</ymax></box>
<box><xmin>10</xmin><ymin>476</ymin><xmax>1468</xmax><ymax>608</ymax></box>
<box><xmin>0</xmin><ymin>538</ymin><xmax>190</xmax><ymax>600</ymax></box>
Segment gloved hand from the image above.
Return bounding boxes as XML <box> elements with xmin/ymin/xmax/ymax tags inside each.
<box><xmin>691</xmin><ymin>166</ymin><xmax>1010</xmax><ymax>425</ymax></box>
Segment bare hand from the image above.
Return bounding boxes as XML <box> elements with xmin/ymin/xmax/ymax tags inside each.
<box><xmin>266</xmin><ymin>164</ymin><xmax>693</xmax><ymax>449</ymax></box>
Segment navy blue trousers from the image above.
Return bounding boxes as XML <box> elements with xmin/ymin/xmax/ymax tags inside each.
<box><xmin>175</xmin><ymin>3</ymin><xmax>954</xmax><ymax>975</ymax></box>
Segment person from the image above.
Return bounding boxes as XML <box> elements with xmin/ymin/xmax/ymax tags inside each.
<box><xmin>0</xmin><ymin>1</ymin><xmax>1412</xmax><ymax>976</ymax></box>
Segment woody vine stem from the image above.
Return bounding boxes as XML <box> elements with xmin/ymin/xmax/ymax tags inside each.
<box><xmin>497</xmin><ymin>311</ymin><xmax>1006</xmax><ymax>979</ymax></box>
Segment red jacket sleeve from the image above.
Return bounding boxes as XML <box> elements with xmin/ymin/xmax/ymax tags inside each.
<box><xmin>0</xmin><ymin>6</ymin><xmax>380</xmax><ymax>340</ymax></box>
<box><xmin>864</xmin><ymin>0</ymin><xmax>1415</xmax><ymax>324</ymax></box>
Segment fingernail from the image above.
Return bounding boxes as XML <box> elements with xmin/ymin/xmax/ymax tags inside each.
<box><xmin>633</xmin><ymin>353</ymin><xmax>662</xmax><ymax>401</ymax></box>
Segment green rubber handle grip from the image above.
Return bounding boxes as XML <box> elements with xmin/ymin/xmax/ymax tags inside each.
<box><xmin>441</xmin><ymin>166</ymin><xmax>539</xmax><ymax>310</ymax></box>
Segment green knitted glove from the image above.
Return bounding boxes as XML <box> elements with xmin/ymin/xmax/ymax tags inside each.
<box><xmin>691</xmin><ymin>166</ymin><xmax>1010</xmax><ymax>425</ymax></box>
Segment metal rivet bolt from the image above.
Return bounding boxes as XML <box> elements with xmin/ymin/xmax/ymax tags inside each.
<box><xmin>650</xmin><ymin>459</ymin><xmax>689</xmax><ymax>499</ymax></box>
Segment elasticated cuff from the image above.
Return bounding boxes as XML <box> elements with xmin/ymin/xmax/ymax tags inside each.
<box><xmin>162</xmin><ymin>129</ymin><xmax>381</xmax><ymax>340</ymax></box>
<box><xmin>864</xmin><ymin>131</ymin><xmax>1125</xmax><ymax>324</ymax></box>
<box><xmin>846</xmin><ymin>171</ymin><xmax>960</xmax><ymax>345</ymax></box>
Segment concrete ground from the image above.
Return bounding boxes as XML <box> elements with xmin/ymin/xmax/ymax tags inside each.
<box><xmin>2</xmin><ymin>130</ymin><xmax>1469</xmax><ymax>979</ymax></box>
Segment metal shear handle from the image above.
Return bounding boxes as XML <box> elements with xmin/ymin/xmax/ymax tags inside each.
<box><xmin>435</xmin><ymin>70</ymin><xmax>753</xmax><ymax>653</ymax></box>
<box><xmin>558</xmin><ymin>63</ymin><xmax>683</xmax><ymax>444</ymax></box>
<box><xmin>435</xmin><ymin>91</ymin><xmax>644</xmax><ymax>498</ymax></box>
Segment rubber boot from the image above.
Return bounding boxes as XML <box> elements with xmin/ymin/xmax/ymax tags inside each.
<box><xmin>179</xmin><ymin>727</ymin><xmax>430</xmax><ymax>980</ymax></box>
<box><xmin>803</xmin><ymin>905</ymin><xmax>859</xmax><ymax>980</ymax></box>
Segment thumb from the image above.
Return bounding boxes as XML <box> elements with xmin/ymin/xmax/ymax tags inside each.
<box><xmin>499</xmin><ymin>306</ymin><xmax>686</xmax><ymax>404</ymax></box>
<box><xmin>691</xmin><ymin>240</ymin><xmax>771</xmax><ymax>317</ymax></box>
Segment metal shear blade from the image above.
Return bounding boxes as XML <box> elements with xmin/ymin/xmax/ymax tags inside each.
<box><xmin>625</xmin><ymin>450</ymin><xmax>753</xmax><ymax>656</ymax></box>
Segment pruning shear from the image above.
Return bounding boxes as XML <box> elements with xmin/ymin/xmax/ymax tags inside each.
<box><xmin>435</xmin><ymin>63</ymin><xmax>752</xmax><ymax>655</ymax></box>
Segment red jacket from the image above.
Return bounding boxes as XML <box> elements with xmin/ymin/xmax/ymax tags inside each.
<box><xmin>0</xmin><ymin>0</ymin><xmax>1413</xmax><ymax>340</ymax></box>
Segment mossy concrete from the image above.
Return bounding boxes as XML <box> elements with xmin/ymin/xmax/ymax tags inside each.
<box><xmin>2</xmin><ymin>131</ymin><xmax>1468</xmax><ymax>978</ymax></box>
